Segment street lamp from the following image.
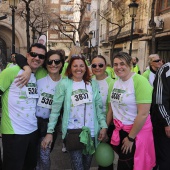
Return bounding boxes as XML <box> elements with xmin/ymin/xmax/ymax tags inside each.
<box><xmin>88</xmin><ymin>31</ymin><xmax>93</xmax><ymax>63</ymax></box>
<box><xmin>128</xmin><ymin>0</ymin><xmax>138</xmax><ymax>56</ymax></box>
<box><xmin>32</xmin><ymin>27</ymin><xmax>37</xmax><ymax>44</ymax></box>
<box><xmin>9</xmin><ymin>0</ymin><xmax>19</xmax><ymax>54</ymax></box>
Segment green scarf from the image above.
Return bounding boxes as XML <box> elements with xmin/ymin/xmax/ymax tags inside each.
<box><xmin>79</xmin><ymin>126</ymin><xmax>95</xmax><ymax>155</ymax></box>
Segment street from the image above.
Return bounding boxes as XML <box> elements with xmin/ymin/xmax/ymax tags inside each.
<box><xmin>50</xmin><ymin>133</ymin><xmax>98</xmax><ymax>170</ymax></box>
<box><xmin>50</xmin><ymin>132</ymin><xmax>118</xmax><ymax>170</ymax></box>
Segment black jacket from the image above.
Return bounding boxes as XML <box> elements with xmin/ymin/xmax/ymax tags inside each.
<box><xmin>151</xmin><ymin>63</ymin><xmax>170</xmax><ymax>132</ymax></box>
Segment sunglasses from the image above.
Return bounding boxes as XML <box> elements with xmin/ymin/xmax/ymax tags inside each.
<box><xmin>152</xmin><ymin>59</ymin><xmax>161</xmax><ymax>63</ymax></box>
<box><xmin>29</xmin><ymin>52</ymin><xmax>45</xmax><ymax>60</ymax></box>
<box><xmin>47</xmin><ymin>59</ymin><xmax>62</xmax><ymax>65</ymax></box>
<box><xmin>71</xmin><ymin>54</ymin><xmax>84</xmax><ymax>58</ymax></box>
<box><xmin>91</xmin><ymin>63</ymin><xmax>104</xmax><ymax>68</ymax></box>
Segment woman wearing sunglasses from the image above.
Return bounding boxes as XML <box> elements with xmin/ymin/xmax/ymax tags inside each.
<box><xmin>15</xmin><ymin>49</ymin><xmax>64</xmax><ymax>170</ymax></box>
<box><xmin>142</xmin><ymin>54</ymin><xmax>163</xmax><ymax>86</ymax></box>
<box><xmin>91</xmin><ymin>55</ymin><xmax>115</xmax><ymax>170</ymax></box>
<box><xmin>35</xmin><ymin>50</ymin><xmax>64</xmax><ymax>170</ymax></box>
<box><xmin>42</xmin><ymin>55</ymin><xmax>108</xmax><ymax>170</ymax></box>
<box><xmin>107</xmin><ymin>52</ymin><xmax>155</xmax><ymax>170</ymax></box>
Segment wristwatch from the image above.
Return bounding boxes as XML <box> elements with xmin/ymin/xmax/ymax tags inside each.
<box><xmin>127</xmin><ymin>135</ymin><xmax>135</xmax><ymax>142</ymax></box>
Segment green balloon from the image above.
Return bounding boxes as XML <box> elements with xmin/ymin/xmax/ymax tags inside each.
<box><xmin>95</xmin><ymin>142</ymin><xmax>114</xmax><ymax>167</ymax></box>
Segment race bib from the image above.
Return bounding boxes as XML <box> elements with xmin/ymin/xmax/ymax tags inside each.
<box><xmin>26</xmin><ymin>83</ymin><xmax>39</xmax><ymax>98</ymax></box>
<box><xmin>71</xmin><ymin>89</ymin><xmax>92</xmax><ymax>106</ymax></box>
<box><xmin>110</xmin><ymin>88</ymin><xmax>125</xmax><ymax>103</ymax></box>
<box><xmin>37</xmin><ymin>92</ymin><xmax>53</xmax><ymax>109</ymax></box>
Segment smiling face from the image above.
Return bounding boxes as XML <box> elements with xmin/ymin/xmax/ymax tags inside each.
<box><xmin>26</xmin><ymin>46</ymin><xmax>46</xmax><ymax>72</ymax></box>
<box><xmin>113</xmin><ymin>58</ymin><xmax>132</xmax><ymax>81</ymax></box>
<box><xmin>91</xmin><ymin>57</ymin><xmax>106</xmax><ymax>79</ymax></box>
<box><xmin>71</xmin><ymin>59</ymin><xmax>86</xmax><ymax>82</ymax></box>
<box><xmin>46</xmin><ymin>54</ymin><xmax>62</xmax><ymax>75</ymax></box>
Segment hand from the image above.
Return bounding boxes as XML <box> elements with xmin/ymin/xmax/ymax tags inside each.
<box><xmin>41</xmin><ymin>134</ymin><xmax>53</xmax><ymax>150</ymax></box>
<box><xmin>102</xmin><ymin>134</ymin><xmax>109</xmax><ymax>142</ymax></box>
<box><xmin>165</xmin><ymin>126</ymin><xmax>170</xmax><ymax>138</ymax></box>
<box><xmin>121</xmin><ymin>137</ymin><xmax>134</xmax><ymax>154</ymax></box>
<box><xmin>15</xmin><ymin>67</ymin><xmax>32</xmax><ymax>87</ymax></box>
<box><xmin>98</xmin><ymin>128</ymin><xmax>107</xmax><ymax>141</ymax></box>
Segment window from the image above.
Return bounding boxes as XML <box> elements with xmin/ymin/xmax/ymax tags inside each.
<box><xmin>62</xmin><ymin>0</ymin><xmax>70</xmax><ymax>2</ymax></box>
<box><xmin>51</xmin><ymin>0</ymin><xmax>59</xmax><ymax>4</ymax></box>
<box><xmin>60</xmin><ymin>5</ymin><xmax>73</xmax><ymax>12</ymax></box>
<box><xmin>160</xmin><ymin>0</ymin><xmax>170</xmax><ymax>10</ymax></box>
<box><xmin>60</xmin><ymin>33</ymin><xmax>73</xmax><ymax>39</ymax></box>
<box><xmin>86</xmin><ymin>4</ymin><xmax>91</xmax><ymax>11</ymax></box>
<box><xmin>92</xmin><ymin>31</ymin><xmax>95</xmax><ymax>38</ymax></box>
<box><xmin>60</xmin><ymin>15</ymin><xmax>74</xmax><ymax>20</ymax></box>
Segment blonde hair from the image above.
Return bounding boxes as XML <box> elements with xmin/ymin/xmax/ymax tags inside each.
<box><xmin>66</xmin><ymin>46</ymin><xmax>82</xmax><ymax>62</ymax></box>
<box><xmin>148</xmin><ymin>54</ymin><xmax>159</xmax><ymax>64</ymax></box>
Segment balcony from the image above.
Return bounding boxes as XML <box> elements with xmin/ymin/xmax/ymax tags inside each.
<box><xmin>102</xmin><ymin>1</ymin><xmax>112</xmax><ymax>15</ymax></box>
<box><xmin>60</xmin><ymin>32</ymin><xmax>73</xmax><ymax>39</ymax></box>
<box><xmin>108</xmin><ymin>19</ymin><xmax>144</xmax><ymax>41</ymax></box>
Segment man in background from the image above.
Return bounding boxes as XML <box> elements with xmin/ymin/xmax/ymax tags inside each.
<box><xmin>131</xmin><ymin>56</ymin><xmax>141</xmax><ymax>74</ymax></box>
<box><xmin>6</xmin><ymin>53</ymin><xmax>17</xmax><ymax>68</ymax></box>
<box><xmin>142</xmin><ymin>54</ymin><xmax>163</xmax><ymax>86</ymax></box>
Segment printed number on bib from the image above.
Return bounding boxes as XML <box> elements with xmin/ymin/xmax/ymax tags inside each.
<box><xmin>111</xmin><ymin>91</ymin><xmax>122</xmax><ymax>102</ymax></box>
<box><xmin>37</xmin><ymin>93</ymin><xmax>53</xmax><ymax>109</ymax></box>
<box><xmin>71</xmin><ymin>92</ymin><xmax>92</xmax><ymax>106</ymax></box>
<box><xmin>26</xmin><ymin>87</ymin><xmax>39</xmax><ymax>98</ymax></box>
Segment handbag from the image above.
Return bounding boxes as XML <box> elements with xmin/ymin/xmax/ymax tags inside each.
<box><xmin>64</xmin><ymin>129</ymin><xmax>84</xmax><ymax>151</ymax></box>
<box><xmin>64</xmin><ymin>84</ymin><xmax>87</xmax><ymax>151</ymax></box>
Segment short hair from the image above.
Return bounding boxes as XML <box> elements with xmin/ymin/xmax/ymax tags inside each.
<box><xmin>148</xmin><ymin>54</ymin><xmax>160</xmax><ymax>64</ymax></box>
<box><xmin>28</xmin><ymin>43</ymin><xmax>47</xmax><ymax>54</ymax></box>
<box><xmin>113</xmin><ymin>51</ymin><xmax>132</xmax><ymax>67</ymax></box>
<box><xmin>92</xmin><ymin>55</ymin><xmax>107</xmax><ymax>65</ymax></box>
<box><xmin>65</xmin><ymin>56</ymin><xmax>91</xmax><ymax>83</ymax></box>
<box><xmin>44</xmin><ymin>50</ymin><xmax>65</xmax><ymax>74</ymax></box>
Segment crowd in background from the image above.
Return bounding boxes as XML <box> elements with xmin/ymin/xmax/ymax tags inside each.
<box><xmin>0</xmin><ymin>43</ymin><xmax>169</xmax><ymax>170</ymax></box>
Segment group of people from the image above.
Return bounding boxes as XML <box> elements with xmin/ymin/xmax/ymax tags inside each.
<box><xmin>0</xmin><ymin>42</ymin><xmax>168</xmax><ymax>170</ymax></box>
